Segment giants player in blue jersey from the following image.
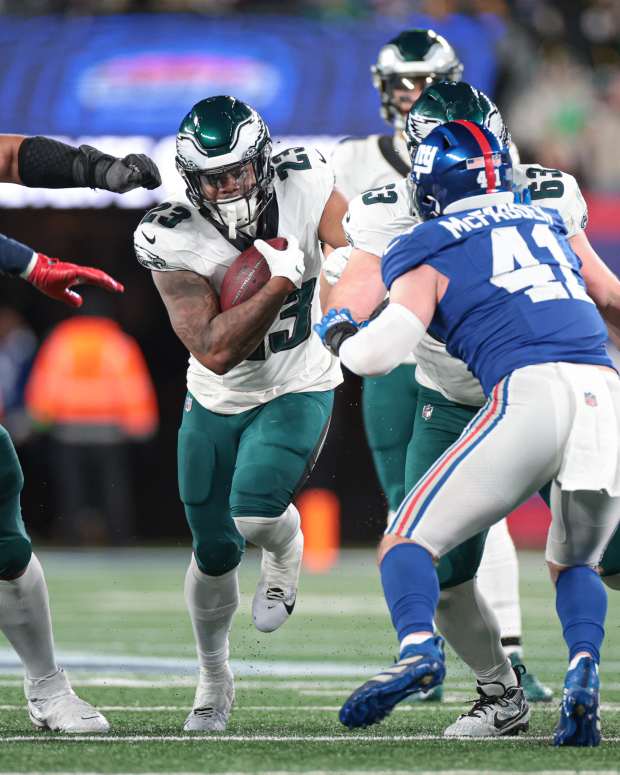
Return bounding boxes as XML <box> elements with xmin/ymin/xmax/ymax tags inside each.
<box><xmin>317</xmin><ymin>122</ymin><xmax>620</xmax><ymax>746</ymax></box>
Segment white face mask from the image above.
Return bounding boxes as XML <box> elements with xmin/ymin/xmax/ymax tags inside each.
<box><xmin>216</xmin><ymin>193</ymin><xmax>261</xmax><ymax>239</ymax></box>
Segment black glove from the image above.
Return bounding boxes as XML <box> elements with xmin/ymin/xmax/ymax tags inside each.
<box><xmin>75</xmin><ymin>146</ymin><xmax>162</xmax><ymax>193</ymax></box>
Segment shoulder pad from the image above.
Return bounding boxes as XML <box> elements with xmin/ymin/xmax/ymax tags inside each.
<box><xmin>515</xmin><ymin>164</ymin><xmax>588</xmax><ymax>238</ymax></box>
<box><xmin>272</xmin><ymin>146</ymin><xmax>334</xmax><ymax>223</ymax></box>
<box><xmin>344</xmin><ymin>179</ymin><xmax>415</xmax><ymax>257</ymax></box>
<box><xmin>133</xmin><ymin>200</ymin><xmax>198</xmax><ymax>272</ymax></box>
<box><xmin>381</xmin><ymin>220</ymin><xmax>433</xmax><ymax>289</ymax></box>
<box><xmin>272</xmin><ymin>146</ymin><xmax>331</xmax><ymax>182</ymax></box>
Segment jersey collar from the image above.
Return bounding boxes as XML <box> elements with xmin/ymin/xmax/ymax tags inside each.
<box><xmin>443</xmin><ymin>191</ymin><xmax>514</xmax><ymax>214</ymax></box>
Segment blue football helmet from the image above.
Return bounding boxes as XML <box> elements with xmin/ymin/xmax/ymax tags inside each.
<box><xmin>411</xmin><ymin>120</ymin><xmax>512</xmax><ymax>220</ymax></box>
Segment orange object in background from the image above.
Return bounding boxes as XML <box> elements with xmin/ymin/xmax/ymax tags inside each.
<box><xmin>297</xmin><ymin>488</ymin><xmax>340</xmax><ymax>573</ymax></box>
<box><xmin>24</xmin><ymin>316</ymin><xmax>159</xmax><ymax>545</ymax></box>
<box><xmin>25</xmin><ymin>317</ymin><xmax>158</xmax><ymax>438</ymax></box>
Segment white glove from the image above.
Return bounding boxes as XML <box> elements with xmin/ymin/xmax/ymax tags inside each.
<box><xmin>322</xmin><ymin>244</ymin><xmax>352</xmax><ymax>286</ymax></box>
<box><xmin>254</xmin><ymin>235</ymin><xmax>305</xmax><ymax>288</ymax></box>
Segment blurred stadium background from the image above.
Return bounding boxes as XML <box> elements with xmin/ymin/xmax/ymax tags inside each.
<box><xmin>0</xmin><ymin>0</ymin><xmax>619</xmax><ymax>552</ymax></box>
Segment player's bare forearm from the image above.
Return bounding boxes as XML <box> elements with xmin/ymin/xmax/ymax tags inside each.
<box><xmin>152</xmin><ymin>269</ymin><xmax>292</xmax><ymax>375</ymax></box>
<box><xmin>206</xmin><ymin>277</ymin><xmax>294</xmax><ymax>371</ymax></box>
<box><xmin>0</xmin><ymin>135</ymin><xmax>24</xmax><ymax>183</ymax></box>
<box><xmin>318</xmin><ymin>188</ymin><xmax>349</xmax><ymax>248</ymax></box>
<box><xmin>572</xmin><ymin>230</ymin><xmax>620</xmax><ymax>347</ymax></box>
<box><xmin>326</xmin><ymin>248</ymin><xmax>386</xmax><ymax>320</ymax></box>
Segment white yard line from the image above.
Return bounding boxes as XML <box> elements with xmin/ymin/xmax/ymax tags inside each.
<box><xmin>2</xmin><ymin>702</ymin><xmax>620</xmax><ymax>712</ymax></box>
<box><xmin>3</xmin><ymin>734</ymin><xmax>620</xmax><ymax>743</ymax></box>
<box><xmin>0</xmin><ymin>651</ymin><xmax>385</xmax><ymax>677</ymax></box>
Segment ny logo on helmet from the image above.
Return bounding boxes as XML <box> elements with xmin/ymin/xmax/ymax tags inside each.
<box><xmin>413</xmin><ymin>144</ymin><xmax>438</xmax><ymax>175</ymax></box>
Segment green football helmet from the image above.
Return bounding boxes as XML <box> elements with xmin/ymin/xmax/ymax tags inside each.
<box><xmin>176</xmin><ymin>95</ymin><xmax>273</xmax><ymax>235</ymax></box>
<box><xmin>372</xmin><ymin>29</ymin><xmax>463</xmax><ymax>130</ymax></box>
<box><xmin>405</xmin><ymin>81</ymin><xmax>511</xmax><ymax>156</ymax></box>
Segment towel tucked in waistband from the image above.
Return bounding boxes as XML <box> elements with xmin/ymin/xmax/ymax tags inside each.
<box><xmin>558</xmin><ymin>364</ymin><xmax>620</xmax><ymax>496</ymax></box>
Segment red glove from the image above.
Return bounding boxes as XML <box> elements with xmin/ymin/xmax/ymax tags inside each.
<box><xmin>24</xmin><ymin>253</ymin><xmax>124</xmax><ymax>308</ymax></box>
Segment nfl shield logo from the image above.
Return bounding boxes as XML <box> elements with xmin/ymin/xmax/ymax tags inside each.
<box><xmin>422</xmin><ymin>403</ymin><xmax>434</xmax><ymax>421</ymax></box>
<box><xmin>184</xmin><ymin>395</ymin><xmax>193</xmax><ymax>412</ymax></box>
<box><xmin>584</xmin><ymin>392</ymin><xmax>598</xmax><ymax>407</ymax></box>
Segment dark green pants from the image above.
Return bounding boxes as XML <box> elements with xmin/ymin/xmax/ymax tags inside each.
<box><xmin>0</xmin><ymin>425</ymin><xmax>30</xmax><ymax>578</ymax></box>
<box><xmin>601</xmin><ymin>528</ymin><xmax>620</xmax><ymax>577</ymax></box>
<box><xmin>178</xmin><ymin>390</ymin><xmax>333</xmax><ymax>576</ymax></box>
<box><xmin>404</xmin><ymin>385</ymin><xmax>488</xmax><ymax>588</ymax></box>
<box><xmin>362</xmin><ymin>365</ymin><xmax>419</xmax><ymax>513</ymax></box>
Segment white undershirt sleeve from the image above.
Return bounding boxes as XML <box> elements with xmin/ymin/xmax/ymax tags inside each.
<box><xmin>339</xmin><ymin>303</ymin><xmax>427</xmax><ymax>377</ymax></box>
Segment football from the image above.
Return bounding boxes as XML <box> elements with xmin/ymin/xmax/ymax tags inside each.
<box><xmin>219</xmin><ymin>237</ymin><xmax>287</xmax><ymax>310</ymax></box>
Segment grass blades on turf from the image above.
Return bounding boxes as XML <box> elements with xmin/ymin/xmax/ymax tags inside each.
<box><xmin>0</xmin><ymin>548</ymin><xmax>619</xmax><ymax>773</ymax></box>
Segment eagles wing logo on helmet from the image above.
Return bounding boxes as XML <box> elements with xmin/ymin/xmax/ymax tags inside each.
<box><xmin>372</xmin><ymin>29</ymin><xmax>463</xmax><ymax>130</ymax></box>
<box><xmin>405</xmin><ymin>81</ymin><xmax>511</xmax><ymax>159</ymax></box>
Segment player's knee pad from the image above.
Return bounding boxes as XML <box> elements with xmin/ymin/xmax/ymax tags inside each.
<box><xmin>603</xmin><ymin>573</ymin><xmax>620</xmax><ymax>591</ymax></box>
<box><xmin>193</xmin><ymin>535</ymin><xmax>244</xmax><ymax>577</ymax></box>
<box><xmin>234</xmin><ymin>504</ymin><xmax>300</xmax><ymax>552</ymax></box>
<box><xmin>231</xmin><ymin>463</ymin><xmax>295</xmax><ymax>518</ymax></box>
<box><xmin>0</xmin><ymin>534</ymin><xmax>32</xmax><ymax>579</ymax></box>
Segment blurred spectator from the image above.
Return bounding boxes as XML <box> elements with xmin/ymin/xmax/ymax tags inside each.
<box><xmin>25</xmin><ymin>314</ymin><xmax>158</xmax><ymax>545</ymax></box>
<box><xmin>0</xmin><ymin>307</ymin><xmax>37</xmax><ymax>444</ymax></box>
<box><xmin>581</xmin><ymin>70</ymin><xmax>620</xmax><ymax>191</ymax></box>
<box><xmin>505</xmin><ymin>50</ymin><xmax>595</xmax><ymax>176</ymax></box>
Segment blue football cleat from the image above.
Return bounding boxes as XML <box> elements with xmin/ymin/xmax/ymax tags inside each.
<box><xmin>339</xmin><ymin>636</ymin><xmax>445</xmax><ymax>729</ymax></box>
<box><xmin>553</xmin><ymin>656</ymin><xmax>601</xmax><ymax>747</ymax></box>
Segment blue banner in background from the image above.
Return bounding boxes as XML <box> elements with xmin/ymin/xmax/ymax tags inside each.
<box><xmin>0</xmin><ymin>13</ymin><xmax>500</xmax><ymax>138</ymax></box>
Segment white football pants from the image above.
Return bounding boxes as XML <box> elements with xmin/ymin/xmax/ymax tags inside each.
<box><xmin>387</xmin><ymin>363</ymin><xmax>620</xmax><ymax>569</ymax></box>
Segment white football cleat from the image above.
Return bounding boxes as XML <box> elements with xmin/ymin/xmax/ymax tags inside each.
<box><xmin>183</xmin><ymin>665</ymin><xmax>234</xmax><ymax>733</ymax></box>
<box><xmin>443</xmin><ymin>679</ymin><xmax>530</xmax><ymax>738</ymax></box>
<box><xmin>26</xmin><ymin>668</ymin><xmax>110</xmax><ymax>734</ymax></box>
<box><xmin>252</xmin><ymin>525</ymin><xmax>304</xmax><ymax>633</ymax></box>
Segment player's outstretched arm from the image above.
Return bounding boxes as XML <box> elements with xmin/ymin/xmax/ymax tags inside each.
<box><xmin>0</xmin><ymin>134</ymin><xmax>161</xmax><ymax>192</ymax></box>
<box><xmin>317</xmin><ymin>188</ymin><xmax>349</xmax><ymax>250</ymax></box>
<box><xmin>0</xmin><ymin>231</ymin><xmax>123</xmax><ymax>307</ymax></box>
<box><xmin>316</xmin><ymin>264</ymin><xmax>441</xmax><ymax>376</ymax></box>
<box><xmin>152</xmin><ymin>265</ymin><xmax>296</xmax><ymax>376</ymax></box>
<box><xmin>0</xmin><ymin>136</ymin><xmax>23</xmax><ymax>183</ymax></box>
<box><xmin>324</xmin><ymin>247</ymin><xmax>387</xmax><ymax>319</ymax></box>
<box><xmin>571</xmin><ymin>230</ymin><xmax>620</xmax><ymax>348</ymax></box>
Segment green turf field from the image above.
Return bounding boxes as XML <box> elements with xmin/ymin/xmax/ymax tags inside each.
<box><xmin>1</xmin><ymin>548</ymin><xmax>619</xmax><ymax>774</ymax></box>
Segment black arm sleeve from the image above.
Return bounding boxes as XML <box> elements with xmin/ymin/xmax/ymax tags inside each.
<box><xmin>17</xmin><ymin>136</ymin><xmax>114</xmax><ymax>189</ymax></box>
<box><xmin>18</xmin><ymin>136</ymin><xmax>79</xmax><ymax>188</ymax></box>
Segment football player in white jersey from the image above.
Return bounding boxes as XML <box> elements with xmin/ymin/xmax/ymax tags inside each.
<box><xmin>332</xmin><ymin>29</ymin><xmax>463</xmax><ymax>201</ymax></box>
<box><xmin>318</xmin><ymin>80</ymin><xmax>612</xmax><ymax>735</ymax></box>
<box><xmin>331</xmin><ymin>30</ymin><xmax>552</xmax><ymax>704</ymax></box>
<box><xmin>134</xmin><ymin>96</ymin><xmax>346</xmax><ymax>732</ymax></box>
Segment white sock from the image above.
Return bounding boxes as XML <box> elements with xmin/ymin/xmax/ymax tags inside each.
<box><xmin>436</xmin><ymin>578</ymin><xmax>515</xmax><ymax>688</ymax></box>
<box><xmin>0</xmin><ymin>554</ymin><xmax>57</xmax><ymax>679</ymax></box>
<box><xmin>234</xmin><ymin>504</ymin><xmax>300</xmax><ymax>562</ymax></box>
<box><xmin>569</xmin><ymin>653</ymin><xmax>596</xmax><ymax>670</ymax></box>
<box><xmin>476</xmin><ymin>520</ymin><xmax>522</xmax><ymax>646</ymax></box>
<box><xmin>184</xmin><ymin>555</ymin><xmax>239</xmax><ymax>677</ymax></box>
<box><xmin>400</xmin><ymin>632</ymin><xmax>434</xmax><ymax>650</ymax></box>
